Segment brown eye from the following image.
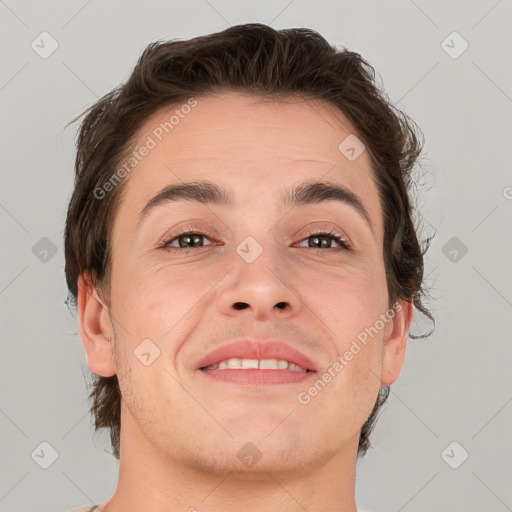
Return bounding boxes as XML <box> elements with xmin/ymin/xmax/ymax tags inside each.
<box><xmin>170</xmin><ymin>233</ymin><xmax>210</xmax><ymax>248</ymax></box>
<box><xmin>160</xmin><ymin>228</ymin><xmax>217</xmax><ymax>252</ymax></box>
<box><xmin>296</xmin><ymin>230</ymin><xmax>351</xmax><ymax>251</ymax></box>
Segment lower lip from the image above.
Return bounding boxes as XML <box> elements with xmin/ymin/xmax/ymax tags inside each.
<box><xmin>199</xmin><ymin>368</ymin><xmax>316</xmax><ymax>385</ymax></box>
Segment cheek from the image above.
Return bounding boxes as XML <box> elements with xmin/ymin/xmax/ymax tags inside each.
<box><xmin>324</xmin><ymin>326</ymin><xmax>384</xmax><ymax>424</ymax></box>
<box><xmin>306</xmin><ymin>263</ymin><xmax>387</xmax><ymax>387</ymax></box>
<box><xmin>307</xmin><ymin>262</ymin><xmax>388</xmax><ymax>335</ymax></box>
<box><xmin>110</xmin><ymin>258</ymin><xmax>200</xmax><ymax>334</ymax></box>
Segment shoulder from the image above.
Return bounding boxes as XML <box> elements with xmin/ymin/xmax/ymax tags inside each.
<box><xmin>67</xmin><ymin>507</ymin><xmax>97</xmax><ymax>512</ymax></box>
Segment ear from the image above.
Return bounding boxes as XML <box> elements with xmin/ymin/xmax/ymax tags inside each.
<box><xmin>380</xmin><ymin>299</ymin><xmax>414</xmax><ymax>387</ymax></box>
<box><xmin>77</xmin><ymin>272</ymin><xmax>117</xmax><ymax>377</ymax></box>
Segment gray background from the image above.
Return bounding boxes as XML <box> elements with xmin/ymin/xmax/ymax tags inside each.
<box><xmin>1</xmin><ymin>1</ymin><xmax>511</xmax><ymax>511</ymax></box>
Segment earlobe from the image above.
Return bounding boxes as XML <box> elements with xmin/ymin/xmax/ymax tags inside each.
<box><xmin>380</xmin><ymin>299</ymin><xmax>414</xmax><ymax>387</ymax></box>
<box><xmin>77</xmin><ymin>273</ymin><xmax>117</xmax><ymax>377</ymax></box>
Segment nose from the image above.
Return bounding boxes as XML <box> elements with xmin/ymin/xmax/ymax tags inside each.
<box><xmin>216</xmin><ymin>242</ymin><xmax>302</xmax><ymax>321</ymax></box>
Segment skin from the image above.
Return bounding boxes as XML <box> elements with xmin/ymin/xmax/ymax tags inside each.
<box><xmin>78</xmin><ymin>92</ymin><xmax>413</xmax><ymax>512</ymax></box>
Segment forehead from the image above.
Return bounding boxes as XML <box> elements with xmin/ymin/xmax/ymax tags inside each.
<box><xmin>113</xmin><ymin>92</ymin><xmax>382</xmax><ymax>238</ymax></box>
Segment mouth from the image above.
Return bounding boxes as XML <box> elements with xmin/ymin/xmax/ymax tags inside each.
<box><xmin>195</xmin><ymin>338</ymin><xmax>318</xmax><ymax>385</ymax></box>
<box><xmin>200</xmin><ymin>357</ymin><xmax>312</xmax><ymax>372</ymax></box>
<box><xmin>199</xmin><ymin>357</ymin><xmax>316</xmax><ymax>385</ymax></box>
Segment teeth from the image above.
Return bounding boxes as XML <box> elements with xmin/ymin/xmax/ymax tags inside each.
<box><xmin>205</xmin><ymin>358</ymin><xmax>307</xmax><ymax>372</ymax></box>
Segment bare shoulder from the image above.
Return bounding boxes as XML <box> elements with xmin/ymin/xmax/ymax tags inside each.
<box><xmin>68</xmin><ymin>506</ymin><xmax>97</xmax><ymax>512</ymax></box>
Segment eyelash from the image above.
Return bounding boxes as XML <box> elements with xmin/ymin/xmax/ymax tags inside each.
<box><xmin>159</xmin><ymin>226</ymin><xmax>352</xmax><ymax>254</ymax></box>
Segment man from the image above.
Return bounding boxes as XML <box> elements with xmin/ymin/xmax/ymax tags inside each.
<box><xmin>64</xmin><ymin>23</ymin><xmax>433</xmax><ymax>512</ymax></box>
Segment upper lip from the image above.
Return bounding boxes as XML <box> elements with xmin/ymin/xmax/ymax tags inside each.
<box><xmin>195</xmin><ymin>338</ymin><xmax>318</xmax><ymax>371</ymax></box>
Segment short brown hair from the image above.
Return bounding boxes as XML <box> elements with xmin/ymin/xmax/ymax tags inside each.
<box><xmin>64</xmin><ymin>23</ymin><xmax>434</xmax><ymax>460</ymax></box>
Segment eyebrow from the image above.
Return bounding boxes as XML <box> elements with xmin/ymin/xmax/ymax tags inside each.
<box><xmin>136</xmin><ymin>179</ymin><xmax>373</xmax><ymax>234</ymax></box>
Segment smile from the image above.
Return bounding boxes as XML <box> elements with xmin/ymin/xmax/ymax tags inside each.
<box><xmin>201</xmin><ymin>357</ymin><xmax>310</xmax><ymax>372</ymax></box>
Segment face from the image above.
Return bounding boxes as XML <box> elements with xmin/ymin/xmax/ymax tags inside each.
<box><xmin>80</xmin><ymin>92</ymin><xmax>412</xmax><ymax>476</ymax></box>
